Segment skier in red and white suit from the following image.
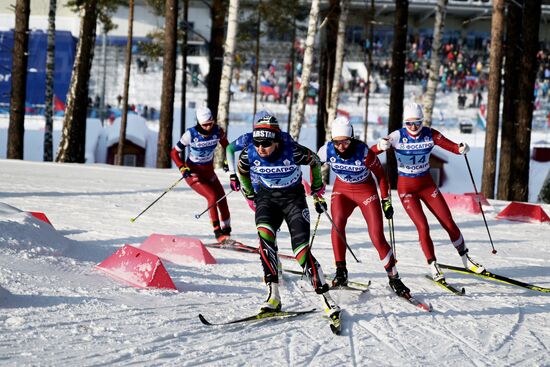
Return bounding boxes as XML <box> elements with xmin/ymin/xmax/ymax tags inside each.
<box><xmin>317</xmin><ymin>117</ymin><xmax>410</xmax><ymax>296</ymax></box>
<box><xmin>171</xmin><ymin>107</ymin><xmax>231</xmax><ymax>242</ymax></box>
<box><xmin>372</xmin><ymin>102</ymin><xmax>485</xmax><ymax>281</ymax></box>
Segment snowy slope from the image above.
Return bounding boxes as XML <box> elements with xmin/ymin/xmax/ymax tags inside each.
<box><xmin>0</xmin><ymin>159</ymin><xmax>549</xmax><ymax>366</ymax></box>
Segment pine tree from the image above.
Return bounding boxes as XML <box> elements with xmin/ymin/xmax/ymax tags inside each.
<box><xmin>156</xmin><ymin>0</ymin><xmax>178</xmax><ymax>168</ymax></box>
<box><xmin>56</xmin><ymin>0</ymin><xmax>99</xmax><ymax>163</ymax></box>
<box><xmin>422</xmin><ymin>0</ymin><xmax>447</xmax><ymax>126</ymax></box>
<box><xmin>207</xmin><ymin>0</ymin><xmax>227</xmax><ymax>115</ymax></box>
<box><xmin>213</xmin><ymin>0</ymin><xmax>240</xmax><ymax>168</ymax></box>
<box><xmin>7</xmin><ymin>0</ymin><xmax>30</xmax><ymax>160</ymax></box>
<box><xmin>290</xmin><ymin>0</ymin><xmax>320</xmax><ymax>141</ymax></box>
<box><xmin>387</xmin><ymin>0</ymin><xmax>408</xmax><ymax>188</ymax></box>
<box><xmin>44</xmin><ymin>0</ymin><xmax>57</xmax><ymax>162</ymax></box>
<box><xmin>497</xmin><ymin>0</ymin><xmax>523</xmax><ymax>200</ymax></box>
<box><xmin>316</xmin><ymin>0</ymin><xmax>339</xmax><ymax>151</ymax></box>
<box><xmin>481</xmin><ymin>0</ymin><xmax>505</xmax><ymax>199</ymax></box>
<box><xmin>116</xmin><ymin>0</ymin><xmax>135</xmax><ymax>166</ymax></box>
<box><xmin>510</xmin><ymin>0</ymin><xmax>542</xmax><ymax>202</ymax></box>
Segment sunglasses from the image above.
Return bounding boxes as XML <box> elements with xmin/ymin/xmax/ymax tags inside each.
<box><xmin>253</xmin><ymin>140</ymin><xmax>274</xmax><ymax>148</ymax></box>
<box><xmin>405</xmin><ymin>120</ymin><xmax>422</xmax><ymax>127</ymax></box>
<box><xmin>332</xmin><ymin>138</ymin><xmax>351</xmax><ymax>146</ymax></box>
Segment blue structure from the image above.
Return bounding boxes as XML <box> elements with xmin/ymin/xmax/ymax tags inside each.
<box><xmin>0</xmin><ymin>30</ymin><xmax>76</xmax><ymax>107</ymax></box>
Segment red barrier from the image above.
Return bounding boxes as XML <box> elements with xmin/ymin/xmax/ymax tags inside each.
<box><xmin>442</xmin><ymin>193</ymin><xmax>492</xmax><ymax>214</ymax></box>
<box><xmin>96</xmin><ymin>245</ymin><xmax>176</xmax><ymax>290</ymax></box>
<box><xmin>496</xmin><ymin>202</ymin><xmax>550</xmax><ymax>224</ymax></box>
<box><xmin>140</xmin><ymin>234</ymin><xmax>217</xmax><ymax>265</ymax></box>
<box><xmin>27</xmin><ymin>211</ymin><xmax>54</xmax><ymax>227</ymax></box>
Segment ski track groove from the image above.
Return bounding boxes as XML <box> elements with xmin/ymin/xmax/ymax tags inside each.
<box><xmin>428</xmin><ymin>312</ymin><xmax>502</xmax><ymax>365</ymax></box>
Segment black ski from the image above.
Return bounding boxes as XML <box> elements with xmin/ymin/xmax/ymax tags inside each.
<box><xmin>198</xmin><ymin>308</ymin><xmax>316</xmax><ymax>326</ymax></box>
<box><xmin>328</xmin><ymin>311</ymin><xmax>342</xmax><ymax>335</ymax></box>
<box><xmin>425</xmin><ymin>275</ymin><xmax>465</xmax><ymax>296</ymax></box>
<box><xmin>284</xmin><ymin>268</ymin><xmax>371</xmax><ymax>292</ymax></box>
<box><xmin>330</xmin><ymin>283</ymin><xmax>370</xmax><ymax>293</ymax></box>
<box><xmin>204</xmin><ymin>239</ymin><xmax>295</xmax><ymax>260</ymax></box>
<box><xmin>438</xmin><ymin>263</ymin><xmax>550</xmax><ymax>293</ymax></box>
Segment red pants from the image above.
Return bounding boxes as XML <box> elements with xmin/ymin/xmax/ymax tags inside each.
<box><xmin>330</xmin><ymin>177</ymin><xmax>394</xmax><ymax>271</ymax></box>
<box><xmin>397</xmin><ymin>174</ymin><xmax>464</xmax><ymax>262</ymax></box>
<box><xmin>185</xmin><ymin>164</ymin><xmax>230</xmax><ymax>227</ymax></box>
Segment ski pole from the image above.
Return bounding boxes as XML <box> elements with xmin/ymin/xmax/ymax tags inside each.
<box><xmin>387</xmin><ymin>183</ymin><xmax>397</xmax><ymax>261</ymax></box>
<box><xmin>131</xmin><ymin>176</ymin><xmax>184</xmax><ymax>222</ymax></box>
<box><xmin>388</xmin><ymin>217</ymin><xmax>396</xmax><ymax>260</ymax></box>
<box><xmin>194</xmin><ymin>190</ymin><xmax>233</xmax><ymax>219</ymax></box>
<box><xmin>302</xmin><ymin>213</ymin><xmax>322</xmax><ymax>279</ymax></box>
<box><xmin>316</xmin><ymin>202</ymin><xmax>360</xmax><ymax>263</ymax></box>
<box><xmin>464</xmin><ymin>154</ymin><xmax>497</xmax><ymax>254</ymax></box>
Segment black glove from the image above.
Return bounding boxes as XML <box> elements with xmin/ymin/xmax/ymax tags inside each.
<box><xmin>222</xmin><ymin>160</ymin><xmax>229</xmax><ymax>172</ymax></box>
<box><xmin>313</xmin><ymin>196</ymin><xmax>327</xmax><ymax>214</ymax></box>
<box><xmin>381</xmin><ymin>199</ymin><xmax>394</xmax><ymax>219</ymax></box>
<box><xmin>179</xmin><ymin>166</ymin><xmax>191</xmax><ymax>178</ymax></box>
<box><xmin>230</xmin><ymin>174</ymin><xmax>241</xmax><ymax>191</ymax></box>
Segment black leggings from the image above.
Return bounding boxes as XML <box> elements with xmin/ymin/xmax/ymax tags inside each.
<box><xmin>255</xmin><ymin>185</ymin><xmax>327</xmax><ymax>293</ymax></box>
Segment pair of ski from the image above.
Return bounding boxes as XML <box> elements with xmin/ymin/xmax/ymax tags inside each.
<box><xmin>436</xmin><ymin>263</ymin><xmax>550</xmax><ymax>294</ymax></box>
<box><xmin>199</xmin><ymin>308</ymin><xmax>343</xmax><ymax>335</ymax></box>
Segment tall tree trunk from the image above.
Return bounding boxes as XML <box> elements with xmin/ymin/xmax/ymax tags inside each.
<box><xmin>156</xmin><ymin>0</ymin><xmax>178</xmax><ymax>168</ymax></box>
<box><xmin>116</xmin><ymin>0</ymin><xmax>135</xmax><ymax>166</ymax></box>
<box><xmin>326</xmin><ymin>0</ymin><xmax>348</xmax><ymax>134</ymax></box>
<box><xmin>7</xmin><ymin>0</ymin><xmax>30</xmax><ymax>160</ymax></box>
<box><xmin>363</xmin><ymin>0</ymin><xmax>374</xmax><ymax>142</ymax></box>
<box><xmin>322</xmin><ymin>0</ymin><xmax>347</xmax><ymax>183</ymax></box>
<box><xmin>290</xmin><ymin>0</ymin><xmax>320</xmax><ymax>141</ymax></box>
<box><xmin>387</xmin><ymin>0</ymin><xmax>408</xmax><ymax>188</ymax></box>
<box><xmin>481</xmin><ymin>0</ymin><xmax>505</xmax><ymax>199</ymax></box>
<box><xmin>422</xmin><ymin>0</ymin><xmax>447</xmax><ymax>126</ymax></box>
<box><xmin>180</xmin><ymin>0</ymin><xmax>189</xmax><ymax>137</ymax></box>
<box><xmin>286</xmin><ymin>17</ymin><xmax>297</xmax><ymax>131</ymax></box>
<box><xmin>214</xmin><ymin>0</ymin><xmax>239</xmax><ymax>168</ymax></box>
<box><xmin>497</xmin><ymin>0</ymin><xmax>523</xmax><ymax>200</ymax></box>
<box><xmin>315</xmin><ymin>0</ymin><xmax>339</xmax><ymax>150</ymax></box>
<box><xmin>56</xmin><ymin>0</ymin><xmax>98</xmax><ymax>163</ymax></box>
<box><xmin>252</xmin><ymin>1</ymin><xmax>261</xmax><ymax>118</ymax></box>
<box><xmin>510</xmin><ymin>0</ymin><xmax>541</xmax><ymax>202</ymax></box>
<box><xmin>207</xmin><ymin>0</ymin><xmax>226</xmax><ymax>115</ymax></box>
<box><xmin>99</xmin><ymin>29</ymin><xmax>107</xmax><ymax>126</ymax></box>
<box><xmin>44</xmin><ymin>0</ymin><xmax>57</xmax><ymax>162</ymax></box>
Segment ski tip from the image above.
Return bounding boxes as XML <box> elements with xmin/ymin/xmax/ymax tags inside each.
<box><xmin>198</xmin><ymin>314</ymin><xmax>212</xmax><ymax>326</ymax></box>
<box><xmin>460</xmin><ymin>287</ymin><xmax>466</xmax><ymax>295</ymax></box>
<box><xmin>330</xmin><ymin>324</ymin><xmax>342</xmax><ymax>335</ymax></box>
<box><xmin>130</xmin><ymin>218</ymin><xmax>135</xmax><ymax>223</ymax></box>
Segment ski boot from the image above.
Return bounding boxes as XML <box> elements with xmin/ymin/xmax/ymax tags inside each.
<box><xmin>259</xmin><ymin>282</ymin><xmax>281</xmax><ymax>313</ymax></box>
<box><xmin>389</xmin><ymin>275</ymin><xmax>410</xmax><ymax>297</ymax></box>
<box><xmin>429</xmin><ymin>260</ymin><xmax>445</xmax><ymax>282</ymax></box>
<box><xmin>460</xmin><ymin>250</ymin><xmax>485</xmax><ymax>274</ymax></box>
<box><xmin>320</xmin><ymin>290</ymin><xmax>341</xmax><ymax>318</ymax></box>
<box><xmin>332</xmin><ymin>266</ymin><xmax>348</xmax><ymax>287</ymax></box>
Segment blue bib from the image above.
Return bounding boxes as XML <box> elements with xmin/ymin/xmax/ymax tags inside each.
<box><xmin>326</xmin><ymin>141</ymin><xmax>371</xmax><ymax>183</ymax></box>
<box><xmin>246</xmin><ymin>143</ymin><xmax>302</xmax><ymax>191</ymax></box>
<box><xmin>187</xmin><ymin>125</ymin><xmax>222</xmax><ymax>165</ymax></box>
<box><xmin>394</xmin><ymin>127</ymin><xmax>434</xmax><ymax>177</ymax></box>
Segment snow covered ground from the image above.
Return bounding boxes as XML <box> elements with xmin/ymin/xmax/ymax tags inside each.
<box><xmin>1</xmin><ymin>159</ymin><xmax>549</xmax><ymax>366</ymax></box>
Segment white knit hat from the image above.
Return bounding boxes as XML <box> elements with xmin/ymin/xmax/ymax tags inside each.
<box><xmin>196</xmin><ymin>107</ymin><xmax>214</xmax><ymax>125</ymax></box>
<box><xmin>403</xmin><ymin>102</ymin><xmax>424</xmax><ymax>122</ymax></box>
<box><xmin>331</xmin><ymin>116</ymin><xmax>353</xmax><ymax>139</ymax></box>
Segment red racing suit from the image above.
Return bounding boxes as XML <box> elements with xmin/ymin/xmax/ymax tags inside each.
<box><xmin>171</xmin><ymin>124</ymin><xmax>230</xmax><ymax>229</ymax></box>
<box><xmin>372</xmin><ymin>127</ymin><xmax>467</xmax><ymax>262</ymax></box>
<box><xmin>318</xmin><ymin>140</ymin><xmax>396</xmax><ymax>275</ymax></box>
